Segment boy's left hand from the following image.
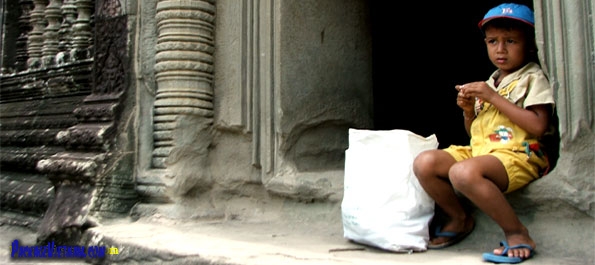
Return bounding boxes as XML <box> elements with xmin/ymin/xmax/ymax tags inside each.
<box><xmin>455</xmin><ymin>84</ymin><xmax>476</xmax><ymax>113</ymax></box>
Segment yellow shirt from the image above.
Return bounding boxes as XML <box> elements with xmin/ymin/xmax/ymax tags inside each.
<box><xmin>470</xmin><ymin>62</ymin><xmax>555</xmax><ymax>157</ymax></box>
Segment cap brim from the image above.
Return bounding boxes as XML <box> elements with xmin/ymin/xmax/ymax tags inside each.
<box><xmin>478</xmin><ymin>16</ymin><xmax>534</xmax><ymax>29</ymax></box>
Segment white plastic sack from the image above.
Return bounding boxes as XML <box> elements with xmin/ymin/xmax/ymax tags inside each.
<box><xmin>341</xmin><ymin>129</ymin><xmax>438</xmax><ymax>252</ymax></box>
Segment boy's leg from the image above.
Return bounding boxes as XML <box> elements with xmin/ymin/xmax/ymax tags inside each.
<box><xmin>413</xmin><ymin>150</ymin><xmax>475</xmax><ymax>246</ymax></box>
<box><xmin>448</xmin><ymin>155</ymin><xmax>535</xmax><ymax>259</ymax></box>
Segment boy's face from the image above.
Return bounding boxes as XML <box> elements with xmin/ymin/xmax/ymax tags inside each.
<box><xmin>484</xmin><ymin>25</ymin><xmax>529</xmax><ymax>76</ymax></box>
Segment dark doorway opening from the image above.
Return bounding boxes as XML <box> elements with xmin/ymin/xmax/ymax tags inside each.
<box><xmin>370</xmin><ymin>1</ymin><xmax>534</xmax><ymax>148</ymax></box>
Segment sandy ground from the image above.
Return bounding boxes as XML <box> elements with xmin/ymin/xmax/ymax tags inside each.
<box><xmin>1</xmin><ymin>198</ymin><xmax>593</xmax><ymax>265</ymax></box>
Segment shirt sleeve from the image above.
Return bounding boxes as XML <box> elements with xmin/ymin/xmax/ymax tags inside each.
<box><xmin>523</xmin><ymin>70</ymin><xmax>555</xmax><ymax>108</ymax></box>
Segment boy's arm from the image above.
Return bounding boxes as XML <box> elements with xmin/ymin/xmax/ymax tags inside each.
<box><xmin>488</xmin><ymin>95</ymin><xmax>552</xmax><ymax>137</ymax></box>
<box><xmin>463</xmin><ymin>111</ymin><xmax>475</xmax><ymax>136</ymax></box>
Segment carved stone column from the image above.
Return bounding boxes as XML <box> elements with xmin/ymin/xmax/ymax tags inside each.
<box><xmin>16</xmin><ymin>0</ymin><xmax>34</xmax><ymax>71</ymax></box>
<box><xmin>152</xmin><ymin>0</ymin><xmax>216</xmax><ymax>166</ymax></box>
<box><xmin>27</xmin><ymin>0</ymin><xmax>48</xmax><ymax>68</ymax></box>
<box><xmin>41</xmin><ymin>0</ymin><xmax>62</xmax><ymax>66</ymax></box>
<box><xmin>151</xmin><ymin>0</ymin><xmax>216</xmax><ymax>199</ymax></box>
<box><xmin>71</xmin><ymin>0</ymin><xmax>93</xmax><ymax>60</ymax></box>
<box><xmin>58</xmin><ymin>0</ymin><xmax>77</xmax><ymax>63</ymax></box>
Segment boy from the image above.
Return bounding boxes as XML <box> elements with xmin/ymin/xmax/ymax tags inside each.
<box><xmin>412</xmin><ymin>3</ymin><xmax>556</xmax><ymax>263</ymax></box>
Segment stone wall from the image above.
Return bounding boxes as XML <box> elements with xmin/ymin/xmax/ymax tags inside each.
<box><xmin>1</xmin><ymin>0</ymin><xmax>138</xmax><ymax>243</ymax></box>
<box><xmin>132</xmin><ymin>0</ymin><xmax>595</xmax><ymax>219</ymax></box>
<box><xmin>0</xmin><ymin>0</ymin><xmax>96</xmax><ymax>227</ymax></box>
<box><xmin>136</xmin><ymin>0</ymin><xmax>373</xmax><ymax>205</ymax></box>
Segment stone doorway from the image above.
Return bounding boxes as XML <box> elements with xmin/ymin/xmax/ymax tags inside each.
<box><xmin>370</xmin><ymin>1</ymin><xmax>534</xmax><ymax>148</ymax></box>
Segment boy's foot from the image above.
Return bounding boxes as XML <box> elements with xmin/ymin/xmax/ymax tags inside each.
<box><xmin>428</xmin><ymin>216</ymin><xmax>475</xmax><ymax>249</ymax></box>
<box><xmin>483</xmin><ymin>240</ymin><xmax>535</xmax><ymax>264</ymax></box>
<box><xmin>492</xmin><ymin>233</ymin><xmax>536</xmax><ymax>260</ymax></box>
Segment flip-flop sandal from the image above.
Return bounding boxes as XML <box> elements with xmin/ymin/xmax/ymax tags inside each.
<box><xmin>427</xmin><ymin>221</ymin><xmax>475</xmax><ymax>249</ymax></box>
<box><xmin>482</xmin><ymin>240</ymin><xmax>535</xmax><ymax>264</ymax></box>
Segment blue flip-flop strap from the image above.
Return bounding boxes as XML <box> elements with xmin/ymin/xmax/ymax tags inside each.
<box><xmin>501</xmin><ymin>241</ymin><xmax>535</xmax><ymax>255</ymax></box>
<box><xmin>434</xmin><ymin>226</ymin><xmax>458</xmax><ymax>238</ymax></box>
<box><xmin>499</xmin><ymin>240</ymin><xmax>511</xmax><ymax>255</ymax></box>
<box><xmin>482</xmin><ymin>252</ymin><xmax>523</xmax><ymax>264</ymax></box>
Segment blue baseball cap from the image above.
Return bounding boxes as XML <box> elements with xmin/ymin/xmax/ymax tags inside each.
<box><xmin>478</xmin><ymin>3</ymin><xmax>535</xmax><ymax>29</ymax></box>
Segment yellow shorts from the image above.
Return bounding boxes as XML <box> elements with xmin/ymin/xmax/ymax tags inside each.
<box><xmin>443</xmin><ymin>145</ymin><xmax>548</xmax><ymax>193</ymax></box>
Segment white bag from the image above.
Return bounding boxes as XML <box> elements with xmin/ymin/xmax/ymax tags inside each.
<box><xmin>341</xmin><ymin>129</ymin><xmax>438</xmax><ymax>252</ymax></box>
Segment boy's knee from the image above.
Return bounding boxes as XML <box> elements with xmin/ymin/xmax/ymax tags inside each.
<box><xmin>448</xmin><ymin>163</ymin><xmax>474</xmax><ymax>190</ymax></box>
<box><xmin>414</xmin><ymin>150</ymin><xmax>432</xmax><ymax>163</ymax></box>
<box><xmin>412</xmin><ymin>152</ymin><xmax>429</xmax><ymax>172</ymax></box>
<box><xmin>413</xmin><ymin>151</ymin><xmax>438</xmax><ymax>178</ymax></box>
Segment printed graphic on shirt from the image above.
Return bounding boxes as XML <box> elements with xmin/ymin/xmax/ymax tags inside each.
<box><xmin>489</xmin><ymin>125</ymin><xmax>513</xmax><ymax>143</ymax></box>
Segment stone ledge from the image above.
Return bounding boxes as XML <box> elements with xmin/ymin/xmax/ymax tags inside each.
<box><xmin>264</xmin><ymin>170</ymin><xmax>344</xmax><ymax>202</ymax></box>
